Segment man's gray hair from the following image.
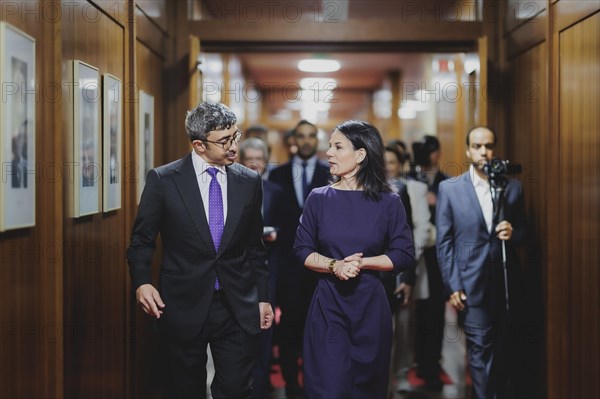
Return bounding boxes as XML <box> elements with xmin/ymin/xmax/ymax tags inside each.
<box><xmin>239</xmin><ymin>137</ymin><xmax>269</xmax><ymax>162</ymax></box>
<box><xmin>185</xmin><ymin>102</ymin><xmax>237</xmax><ymax>141</ymax></box>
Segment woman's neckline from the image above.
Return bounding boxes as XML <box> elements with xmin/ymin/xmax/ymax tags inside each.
<box><xmin>329</xmin><ymin>183</ymin><xmax>363</xmax><ymax>192</ymax></box>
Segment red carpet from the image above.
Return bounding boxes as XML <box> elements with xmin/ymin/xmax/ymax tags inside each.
<box><xmin>269</xmin><ymin>351</ymin><xmax>303</xmax><ymax>389</ymax></box>
<box><xmin>407</xmin><ymin>367</ymin><xmax>454</xmax><ymax>387</ymax></box>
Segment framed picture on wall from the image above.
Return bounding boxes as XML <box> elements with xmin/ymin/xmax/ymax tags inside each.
<box><xmin>137</xmin><ymin>90</ymin><xmax>154</xmax><ymax>202</ymax></box>
<box><xmin>102</xmin><ymin>74</ymin><xmax>122</xmax><ymax>212</ymax></box>
<box><xmin>72</xmin><ymin>60</ymin><xmax>100</xmax><ymax>217</ymax></box>
<box><xmin>0</xmin><ymin>22</ymin><xmax>36</xmax><ymax>231</ymax></box>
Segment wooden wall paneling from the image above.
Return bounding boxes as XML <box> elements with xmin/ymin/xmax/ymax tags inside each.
<box><xmin>123</xmin><ymin>1</ymin><xmax>136</xmax><ymax>397</ymax></box>
<box><xmin>546</xmin><ymin>20</ymin><xmax>566</xmax><ymax>399</ymax></box>
<box><xmin>186</xmin><ymin>19</ymin><xmax>484</xmax><ymax>44</ymax></box>
<box><xmin>0</xmin><ymin>1</ymin><xmax>63</xmax><ymax>397</ymax></box>
<box><xmin>477</xmin><ymin>36</ymin><xmax>488</xmax><ymax>126</ymax></box>
<box><xmin>136</xmin><ymin>0</ymin><xmax>168</xmax><ymax>33</ymax></box>
<box><xmin>505</xmin><ymin>0</ymin><xmax>546</xmax><ymax>34</ymax></box>
<box><xmin>90</xmin><ymin>0</ymin><xmax>128</xmax><ymax>26</ymax></box>
<box><xmin>188</xmin><ymin>35</ymin><xmax>200</xmax><ymax>110</ymax></box>
<box><xmin>135</xmin><ymin>3</ymin><xmax>165</xmax><ymax>59</ymax></box>
<box><xmin>558</xmin><ymin>12</ymin><xmax>600</xmax><ymax>399</ymax></box>
<box><xmin>132</xmin><ymin>38</ymin><xmax>166</xmax><ymax>399</ymax></box>
<box><xmin>62</xmin><ymin>2</ymin><xmax>127</xmax><ymax>397</ymax></box>
<box><xmin>555</xmin><ymin>0</ymin><xmax>600</xmax><ymax>32</ymax></box>
<box><xmin>508</xmin><ymin>42</ymin><xmax>547</xmax><ymax>398</ymax></box>
<box><xmin>506</xmin><ymin>9</ymin><xmax>547</xmax><ymax>59</ymax></box>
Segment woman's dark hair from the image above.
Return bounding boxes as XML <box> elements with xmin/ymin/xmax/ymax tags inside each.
<box><xmin>333</xmin><ymin>120</ymin><xmax>392</xmax><ymax>201</ymax></box>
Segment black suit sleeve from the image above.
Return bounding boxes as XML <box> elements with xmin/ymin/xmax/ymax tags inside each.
<box><xmin>248</xmin><ymin>177</ymin><xmax>270</xmax><ymax>302</ymax></box>
<box><xmin>397</xmin><ymin>184</ymin><xmax>416</xmax><ymax>285</ymax></box>
<box><xmin>127</xmin><ymin>170</ymin><xmax>163</xmax><ymax>290</ymax></box>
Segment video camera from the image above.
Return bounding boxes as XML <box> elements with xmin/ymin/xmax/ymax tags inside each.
<box><xmin>482</xmin><ymin>158</ymin><xmax>522</xmax><ymax>189</ymax></box>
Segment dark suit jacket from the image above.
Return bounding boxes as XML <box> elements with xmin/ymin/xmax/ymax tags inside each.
<box><xmin>127</xmin><ymin>155</ymin><xmax>268</xmax><ymax>340</ymax></box>
<box><xmin>262</xmin><ymin>179</ymin><xmax>283</xmax><ymax>229</ymax></box>
<box><xmin>436</xmin><ymin>172</ymin><xmax>526</xmax><ymax>308</ymax></box>
<box><xmin>382</xmin><ymin>179</ymin><xmax>414</xmax><ymax>312</ymax></box>
<box><xmin>268</xmin><ymin>160</ymin><xmax>330</xmax><ymax>248</ymax></box>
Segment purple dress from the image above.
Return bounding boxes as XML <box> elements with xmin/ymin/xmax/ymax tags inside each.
<box><xmin>295</xmin><ymin>186</ymin><xmax>415</xmax><ymax>399</ymax></box>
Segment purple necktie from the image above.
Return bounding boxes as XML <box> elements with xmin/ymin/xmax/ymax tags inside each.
<box><xmin>207</xmin><ymin>167</ymin><xmax>224</xmax><ymax>290</ymax></box>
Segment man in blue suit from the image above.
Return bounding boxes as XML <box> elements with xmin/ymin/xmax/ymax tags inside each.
<box><xmin>436</xmin><ymin>126</ymin><xmax>526</xmax><ymax>399</ymax></box>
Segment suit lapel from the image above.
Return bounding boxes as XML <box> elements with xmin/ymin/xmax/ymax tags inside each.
<box><xmin>174</xmin><ymin>155</ymin><xmax>215</xmax><ymax>253</ymax></box>
<box><xmin>219</xmin><ymin>165</ymin><xmax>245</xmax><ymax>256</ymax></box>
<box><xmin>462</xmin><ymin>172</ymin><xmax>488</xmax><ymax>234</ymax></box>
<box><xmin>310</xmin><ymin>161</ymin><xmax>329</xmax><ymax>190</ymax></box>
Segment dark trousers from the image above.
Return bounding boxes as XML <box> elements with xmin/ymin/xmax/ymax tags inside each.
<box><xmin>277</xmin><ymin>269</ymin><xmax>315</xmax><ymax>391</ymax></box>
<box><xmin>251</xmin><ymin>264</ymin><xmax>277</xmax><ymax>399</ymax></box>
<box><xmin>163</xmin><ymin>292</ymin><xmax>259</xmax><ymax>399</ymax></box>
<box><xmin>461</xmin><ymin>306</ymin><xmax>508</xmax><ymax>399</ymax></box>
<box><xmin>415</xmin><ymin>247</ymin><xmax>445</xmax><ymax>381</ymax></box>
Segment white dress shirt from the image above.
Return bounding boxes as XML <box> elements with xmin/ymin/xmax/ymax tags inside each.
<box><xmin>191</xmin><ymin>151</ymin><xmax>228</xmax><ymax>222</ymax></box>
<box><xmin>470</xmin><ymin>165</ymin><xmax>493</xmax><ymax>233</ymax></box>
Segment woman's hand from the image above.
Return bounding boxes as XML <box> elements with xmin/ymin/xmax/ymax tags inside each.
<box><xmin>333</xmin><ymin>253</ymin><xmax>363</xmax><ymax>280</ymax></box>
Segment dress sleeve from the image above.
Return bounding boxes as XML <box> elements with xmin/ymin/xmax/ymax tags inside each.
<box><xmin>386</xmin><ymin>195</ymin><xmax>416</xmax><ymax>275</ymax></box>
<box><xmin>294</xmin><ymin>191</ymin><xmax>319</xmax><ymax>264</ymax></box>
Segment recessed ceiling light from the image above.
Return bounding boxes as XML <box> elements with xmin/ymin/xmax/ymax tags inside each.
<box><xmin>298</xmin><ymin>59</ymin><xmax>341</xmax><ymax>73</ymax></box>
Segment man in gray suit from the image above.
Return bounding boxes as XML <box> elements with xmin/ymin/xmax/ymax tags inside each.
<box><xmin>127</xmin><ymin>102</ymin><xmax>274</xmax><ymax>398</ymax></box>
<box><xmin>436</xmin><ymin>126</ymin><xmax>526</xmax><ymax>399</ymax></box>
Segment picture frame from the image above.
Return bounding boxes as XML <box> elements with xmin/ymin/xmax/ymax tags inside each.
<box><xmin>137</xmin><ymin>90</ymin><xmax>154</xmax><ymax>202</ymax></box>
<box><xmin>102</xmin><ymin>74</ymin><xmax>122</xmax><ymax>212</ymax></box>
<box><xmin>71</xmin><ymin>60</ymin><xmax>100</xmax><ymax>217</ymax></box>
<box><xmin>0</xmin><ymin>22</ymin><xmax>36</xmax><ymax>231</ymax></box>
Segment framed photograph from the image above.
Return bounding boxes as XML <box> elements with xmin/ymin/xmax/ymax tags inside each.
<box><xmin>102</xmin><ymin>74</ymin><xmax>122</xmax><ymax>212</ymax></box>
<box><xmin>72</xmin><ymin>60</ymin><xmax>100</xmax><ymax>217</ymax></box>
<box><xmin>0</xmin><ymin>22</ymin><xmax>36</xmax><ymax>231</ymax></box>
<box><xmin>137</xmin><ymin>90</ymin><xmax>154</xmax><ymax>202</ymax></box>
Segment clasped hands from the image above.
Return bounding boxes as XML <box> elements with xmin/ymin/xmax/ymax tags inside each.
<box><xmin>332</xmin><ymin>252</ymin><xmax>363</xmax><ymax>281</ymax></box>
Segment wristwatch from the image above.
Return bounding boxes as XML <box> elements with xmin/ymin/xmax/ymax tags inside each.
<box><xmin>327</xmin><ymin>259</ymin><xmax>337</xmax><ymax>274</ymax></box>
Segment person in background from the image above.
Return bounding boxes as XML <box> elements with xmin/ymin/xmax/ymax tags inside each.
<box><xmin>437</xmin><ymin>126</ymin><xmax>526</xmax><ymax>398</ymax></box>
<box><xmin>411</xmin><ymin>134</ymin><xmax>448</xmax><ymax>390</ymax></box>
<box><xmin>268</xmin><ymin>120</ymin><xmax>330</xmax><ymax>399</ymax></box>
<box><xmin>127</xmin><ymin>102</ymin><xmax>273</xmax><ymax>399</ymax></box>
<box><xmin>239</xmin><ymin>137</ymin><xmax>283</xmax><ymax>399</ymax></box>
<box><xmin>244</xmin><ymin>125</ymin><xmax>274</xmax><ymax>179</ymax></box>
<box><xmin>384</xmin><ymin>144</ymin><xmax>434</xmax><ymax>392</ymax></box>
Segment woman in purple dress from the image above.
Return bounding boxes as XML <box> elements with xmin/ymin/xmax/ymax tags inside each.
<box><xmin>295</xmin><ymin>120</ymin><xmax>415</xmax><ymax>399</ymax></box>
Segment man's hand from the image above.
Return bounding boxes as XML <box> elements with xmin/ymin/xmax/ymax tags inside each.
<box><xmin>394</xmin><ymin>283</ymin><xmax>412</xmax><ymax>307</ymax></box>
<box><xmin>259</xmin><ymin>302</ymin><xmax>274</xmax><ymax>330</ymax></box>
<box><xmin>136</xmin><ymin>284</ymin><xmax>165</xmax><ymax>318</ymax></box>
<box><xmin>449</xmin><ymin>290</ymin><xmax>467</xmax><ymax>311</ymax></box>
<box><xmin>495</xmin><ymin>220</ymin><xmax>513</xmax><ymax>241</ymax></box>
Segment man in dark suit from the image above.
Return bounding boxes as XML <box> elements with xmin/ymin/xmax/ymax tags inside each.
<box><xmin>436</xmin><ymin>126</ymin><xmax>526</xmax><ymax>399</ymax></box>
<box><xmin>127</xmin><ymin>102</ymin><xmax>274</xmax><ymax>399</ymax></box>
<box><xmin>239</xmin><ymin>137</ymin><xmax>284</xmax><ymax>398</ymax></box>
<box><xmin>268</xmin><ymin>120</ymin><xmax>330</xmax><ymax>398</ymax></box>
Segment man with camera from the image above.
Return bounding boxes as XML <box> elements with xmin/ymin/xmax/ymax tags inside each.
<box><xmin>436</xmin><ymin>126</ymin><xmax>526</xmax><ymax>398</ymax></box>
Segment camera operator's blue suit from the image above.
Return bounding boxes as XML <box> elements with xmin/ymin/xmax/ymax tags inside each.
<box><xmin>436</xmin><ymin>171</ymin><xmax>526</xmax><ymax>398</ymax></box>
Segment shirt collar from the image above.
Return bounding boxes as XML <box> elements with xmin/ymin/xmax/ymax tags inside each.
<box><xmin>292</xmin><ymin>155</ymin><xmax>317</xmax><ymax>166</ymax></box>
<box><xmin>191</xmin><ymin>150</ymin><xmax>227</xmax><ymax>176</ymax></box>
<box><xmin>470</xmin><ymin>164</ymin><xmax>489</xmax><ymax>189</ymax></box>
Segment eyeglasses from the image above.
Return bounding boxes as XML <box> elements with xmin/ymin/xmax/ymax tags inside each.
<box><xmin>202</xmin><ymin>131</ymin><xmax>242</xmax><ymax>150</ymax></box>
